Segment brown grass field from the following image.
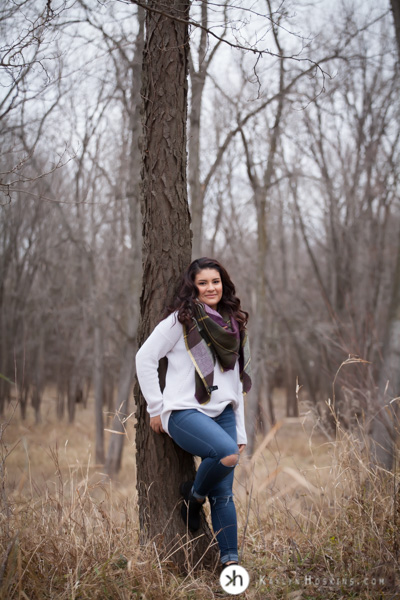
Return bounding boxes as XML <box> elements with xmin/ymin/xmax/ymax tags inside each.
<box><xmin>1</xmin><ymin>386</ymin><xmax>399</xmax><ymax>599</ymax></box>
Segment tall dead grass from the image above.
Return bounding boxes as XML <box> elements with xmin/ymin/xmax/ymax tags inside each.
<box><xmin>240</xmin><ymin>410</ymin><xmax>399</xmax><ymax>599</ymax></box>
<box><xmin>1</xmin><ymin>390</ymin><xmax>399</xmax><ymax>599</ymax></box>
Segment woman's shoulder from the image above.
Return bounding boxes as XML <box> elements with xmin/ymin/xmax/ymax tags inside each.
<box><xmin>161</xmin><ymin>310</ymin><xmax>179</xmax><ymax>324</ymax></box>
<box><xmin>137</xmin><ymin>311</ymin><xmax>183</xmax><ymax>357</ymax></box>
<box><xmin>156</xmin><ymin>311</ymin><xmax>183</xmax><ymax>334</ymax></box>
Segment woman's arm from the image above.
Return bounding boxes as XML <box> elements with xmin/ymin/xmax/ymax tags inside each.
<box><xmin>233</xmin><ymin>395</ymin><xmax>247</xmax><ymax>446</ymax></box>
<box><xmin>135</xmin><ymin>313</ymin><xmax>182</xmax><ymax>419</ymax></box>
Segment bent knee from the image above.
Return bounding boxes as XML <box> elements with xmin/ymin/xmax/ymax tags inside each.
<box><xmin>220</xmin><ymin>453</ymin><xmax>240</xmax><ymax>467</ymax></box>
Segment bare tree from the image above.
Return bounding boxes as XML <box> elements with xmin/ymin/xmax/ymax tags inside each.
<box><xmin>0</xmin><ymin>0</ymin><xmax>70</xmax><ymax>202</ymax></box>
<box><xmin>135</xmin><ymin>0</ymin><xmax>218</xmax><ymax>568</ymax></box>
<box><xmin>371</xmin><ymin>0</ymin><xmax>400</xmax><ymax>468</ymax></box>
<box><xmin>282</xmin><ymin>14</ymin><xmax>400</xmax><ymax>456</ymax></box>
<box><xmin>105</xmin><ymin>7</ymin><xmax>146</xmax><ymax>476</ymax></box>
<box><xmin>391</xmin><ymin>0</ymin><xmax>400</xmax><ymax>56</ymax></box>
<box><xmin>188</xmin><ymin>0</ymin><xmax>229</xmax><ymax>257</ymax></box>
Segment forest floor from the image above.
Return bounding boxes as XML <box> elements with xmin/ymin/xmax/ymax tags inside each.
<box><xmin>1</xmin><ymin>387</ymin><xmax>398</xmax><ymax>599</ymax></box>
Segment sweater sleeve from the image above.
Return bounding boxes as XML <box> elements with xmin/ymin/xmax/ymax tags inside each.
<box><xmin>135</xmin><ymin>313</ymin><xmax>182</xmax><ymax>417</ymax></box>
<box><xmin>233</xmin><ymin>396</ymin><xmax>247</xmax><ymax>445</ymax></box>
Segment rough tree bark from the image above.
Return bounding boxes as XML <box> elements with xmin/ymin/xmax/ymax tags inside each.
<box><xmin>135</xmin><ymin>0</ymin><xmax>218</xmax><ymax>570</ymax></box>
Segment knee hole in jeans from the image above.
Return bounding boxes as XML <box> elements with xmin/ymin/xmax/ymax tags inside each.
<box><xmin>220</xmin><ymin>453</ymin><xmax>239</xmax><ymax>467</ymax></box>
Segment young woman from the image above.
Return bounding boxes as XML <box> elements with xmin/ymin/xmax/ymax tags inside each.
<box><xmin>135</xmin><ymin>257</ymin><xmax>251</xmax><ymax>567</ymax></box>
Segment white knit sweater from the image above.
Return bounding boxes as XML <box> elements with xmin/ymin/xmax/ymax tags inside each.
<box><xmin>135</xmin><ymin>312</ymin><xmax>247</xmax><ymax>445</ymax></box>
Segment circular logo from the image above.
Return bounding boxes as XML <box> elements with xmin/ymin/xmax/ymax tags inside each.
<box><xmin>219</xmin><ymin>564</ymin><xmax>250</xmax><ymax>595</ymax></box>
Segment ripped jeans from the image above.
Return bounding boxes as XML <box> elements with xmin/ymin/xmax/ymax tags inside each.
<box><xmin>168</xmin><ymin>404</ymin><xmax>239</xmax><ymax>564</ymax></box>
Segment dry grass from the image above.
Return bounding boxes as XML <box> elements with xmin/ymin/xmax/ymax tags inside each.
<box><xmin>1</xmin><ymin>388</ymin><xmax>399</xmax><ymax>599</ymax></box>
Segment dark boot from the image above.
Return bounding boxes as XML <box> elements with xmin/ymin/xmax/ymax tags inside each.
<box><xmin>179</xmin><ymin>480</ymin><xmax>204</xmax><ymax>532</ymax></box>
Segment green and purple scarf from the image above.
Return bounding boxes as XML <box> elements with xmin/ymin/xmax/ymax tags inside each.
<box><xmin>183</xmin><ymin>302</ymin><xmax>251</xmax><ymax>404</ymax></box>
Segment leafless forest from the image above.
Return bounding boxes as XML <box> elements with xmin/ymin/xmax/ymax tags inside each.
<box><xmin>1</xmin><ymin>0</ymin><xmax>400</xmax><ymax>471</ymax></box>
<box><xmin>1</xmin><ymin>1</ymin><xmax>400</xmax><ymax>597</ymax></box>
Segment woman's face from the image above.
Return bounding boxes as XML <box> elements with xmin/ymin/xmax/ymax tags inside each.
<box><xmin>194</xmin><ymin>268</ymin><xmax>223</xmax><ymax>310</ymax></box>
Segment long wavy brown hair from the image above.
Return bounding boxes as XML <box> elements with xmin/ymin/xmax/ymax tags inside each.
<box><xmin>164</xmin><ymin>257</ymin><xmax>249</xmax><ymax>331</ymax></box>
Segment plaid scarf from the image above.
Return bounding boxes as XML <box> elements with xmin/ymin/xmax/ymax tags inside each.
<box><xmin>183</xmin><ymin>302</ymin><xmax>252</xmax><ymax>404</ymax></box>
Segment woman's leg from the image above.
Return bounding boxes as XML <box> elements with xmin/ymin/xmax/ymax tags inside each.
<box><xmin>208</xmin><ymin>472</ymin><xmax>238</xmax><ymax>565</ymax></box>
<box><xmin>168</xmin><ymin>406</ymin><xmax>239</xmax><ymax>498</ymax></box>
<box><xmin>208</xmin><ymin>405</ymin><xmax>238</xmax><ymax>565</ymax></box>
<box><xmin>168</xmin><ymin>405</ymin><xmax>239</xmax><ymax>563</ymax></box>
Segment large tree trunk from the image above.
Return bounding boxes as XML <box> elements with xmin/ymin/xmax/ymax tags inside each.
<box><xmin>135</xmin><ymin>0</ymin><xmax>217</xmax><ymax>571</ymax></box>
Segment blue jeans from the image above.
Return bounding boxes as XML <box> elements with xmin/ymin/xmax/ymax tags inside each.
<box><xmin>168</xmin><ymin>404</ymin><xmax>239</xmax><ymax>564</ymax></box>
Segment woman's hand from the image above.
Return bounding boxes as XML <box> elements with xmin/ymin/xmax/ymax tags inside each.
<box><xmin>150</xmin><ymin>415</ymin><xmax>164</xmax><ymax>434</ymax></box>
<box><xmin>238</xmin><ymin>444</ymin><xmax>246</xmax><ymax>454</ymax></box>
